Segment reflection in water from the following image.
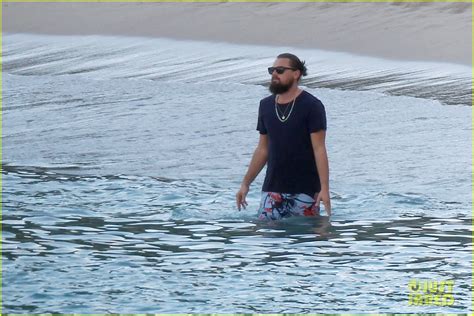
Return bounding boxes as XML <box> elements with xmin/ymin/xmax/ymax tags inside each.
<box><xmin>4</xmin><ymin>166</ymin><xmax>471</xmax><ymax>313</ymax></box>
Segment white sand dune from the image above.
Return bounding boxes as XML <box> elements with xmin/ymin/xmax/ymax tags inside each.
<box><xmin>3</xmin><ymin>2</ymin><xmax>471</xmax><ymax>65</ymax></box>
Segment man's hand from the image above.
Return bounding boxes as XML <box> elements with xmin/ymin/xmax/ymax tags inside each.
<box><xmin>315</xmin><ymin>189</ymin><xmax>331</xmax><ymax>216</ymax></box>
<box><xmin>236</xmin><ymin>184</ymin><xmax>249</xmax><ymax>211</ymax></box>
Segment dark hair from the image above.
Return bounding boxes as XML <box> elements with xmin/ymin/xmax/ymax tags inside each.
<box><xmin>277</xmin><ymin>53</ymin><xmax>307</xmax><ymax>79</ymax></box>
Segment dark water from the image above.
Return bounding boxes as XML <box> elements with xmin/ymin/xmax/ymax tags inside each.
<box><xmin>3</xmin><ymin>33</ymin><xmax>472</xmax><ymax>313</ymax></box>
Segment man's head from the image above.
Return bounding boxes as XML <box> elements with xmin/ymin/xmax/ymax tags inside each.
<box><xmin>268</xmin><ymin>53</ymin><xmax>307</xmax><ymax>95</ymax></box>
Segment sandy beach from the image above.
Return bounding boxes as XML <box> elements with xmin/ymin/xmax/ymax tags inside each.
<box><xmin>3</xmin><ymin>2</ymin><xmax>472</xmax><ymax>65</ymax></box>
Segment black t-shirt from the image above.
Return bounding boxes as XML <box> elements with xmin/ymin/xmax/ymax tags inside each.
<box><xmin>256</xmin><ymin>90</ymin><xmax>327</xmax><ymax>197</ymax></box>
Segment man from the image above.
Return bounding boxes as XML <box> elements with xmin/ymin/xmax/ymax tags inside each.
<box><xmin>236</xmin><ymin>53</ymin><xmax>331</xmax><ymax>220</ymax></box>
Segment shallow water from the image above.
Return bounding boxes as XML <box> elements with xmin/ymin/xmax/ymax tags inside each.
<box><xmin>3</xmin><ymin>34</ymin><xmax>472</xmax><ymax>313</ymax></box>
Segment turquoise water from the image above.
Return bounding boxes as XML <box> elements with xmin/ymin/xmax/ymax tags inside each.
<box><xmin>3</xmin><ymin>34</ymin><xmax>472</xmax><ymax>313</ymax></box>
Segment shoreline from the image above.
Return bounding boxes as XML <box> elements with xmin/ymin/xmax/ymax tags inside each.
<box><xmin>3</xmin><ymin>2</ymin><xmax>472</xmax><ymax>65</ymax></box>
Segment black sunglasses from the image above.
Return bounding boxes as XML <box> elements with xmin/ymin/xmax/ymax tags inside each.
<box><xmin>268</xmin><ymin>66</ymin><xmax>297</xmax><ymax>75</ymax></box>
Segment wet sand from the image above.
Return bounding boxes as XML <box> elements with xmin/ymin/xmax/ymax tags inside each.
<box><xmin>3</xmin><ymin>2</ymin><xmax>472</xmax><ymax>65</ymax></box>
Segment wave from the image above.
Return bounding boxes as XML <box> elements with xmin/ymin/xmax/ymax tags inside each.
<box><xmin>3</xmin><ymin>33</ymin><xmax>471</xmax><ymax>106</ymax></box>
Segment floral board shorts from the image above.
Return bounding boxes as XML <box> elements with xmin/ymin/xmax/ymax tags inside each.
<box><xmin>258</xmin><ymin>192</ymin><xmax>320</xmax><ymax>221</ymax></box>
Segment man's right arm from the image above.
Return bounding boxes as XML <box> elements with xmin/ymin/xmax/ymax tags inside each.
<box><xmin>242</xmin><ymin>134</ymin><xmax>268</xmax><ymax>187</ymax></box>
<box><xmin>236</xmin><ymin>134</ymin><xmax>268</xmax><ymax>210</ymax></box>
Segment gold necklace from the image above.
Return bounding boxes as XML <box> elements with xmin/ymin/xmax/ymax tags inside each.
<box><xmin>276</xmin><ymin>101</ymin><xmax>292</xmax><ymax>119</ymax></box>
<box><xmin>275</xmin><ymin>95</ymin><xmax>296</xmax><ymax>123</ymax></box>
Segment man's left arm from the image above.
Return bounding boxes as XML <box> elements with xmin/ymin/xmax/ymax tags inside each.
<box><xmin>310</xmin><ymin>130</ymin><xmax>331</xmax><ymax>216</ymax></box>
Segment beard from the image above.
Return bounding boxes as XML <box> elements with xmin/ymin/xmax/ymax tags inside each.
<box><xmin>269</xmin><ymin>77</ymin><xmax>294</xmax><ymax>95</ymax></box>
